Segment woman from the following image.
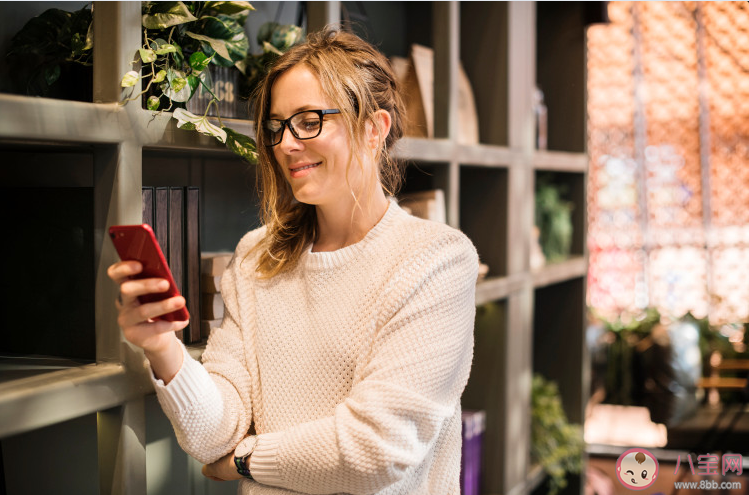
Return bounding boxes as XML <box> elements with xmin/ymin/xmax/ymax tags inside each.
<box><xmin>109</xmin><ymin>28</ymin><xmax>478</xmax><ymax>494</ymax></box>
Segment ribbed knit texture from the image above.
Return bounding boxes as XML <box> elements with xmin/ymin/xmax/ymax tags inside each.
<box><xmin>151</xmin><ymin>200</ymin><xmax>479</xmax><ymax>494</ymax></box>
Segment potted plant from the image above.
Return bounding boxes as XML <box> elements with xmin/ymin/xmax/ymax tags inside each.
<box><xmin>120</xmin><ymin>2</ymin><xmax>303</xmax><ymax>165</ymax></box>
<box><xmin>531</xmin><ymin>374</ymin><xmax>583</xmax><ymax>495</ymax></box>
<box><xmin>5</xmin><ymin>5</ymin><xmax>93</xmax><ymax>100</ymax></box>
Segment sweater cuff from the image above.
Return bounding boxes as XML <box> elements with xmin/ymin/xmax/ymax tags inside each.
<box><xmin>149</xmin><ymin>344</ymin><xmax>213</xmax><ymax>417</ymax></box>
<box><xmin>250</xmin><ymin>431</ymin><xmax>285</xmax><ymax>486</ymax></box>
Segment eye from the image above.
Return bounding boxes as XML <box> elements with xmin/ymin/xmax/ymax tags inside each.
<box><xmin>641</xmin><ymin>470</ymin><xmax>647</xmax><ymax>479</ymax></box>
<box><xmin>626</xmin><ymin>470</ymin><xmax>634</xmax><ymax>475</ymax></box>
<box><xmin>300</xmin><ymin>118</ymin><xmax>321</xmax><ymax>132</ymax></box>
<box><xmin>264</xmin><ymin>120</ymin><xmax>283</xmax><ymax>132</ymax></box>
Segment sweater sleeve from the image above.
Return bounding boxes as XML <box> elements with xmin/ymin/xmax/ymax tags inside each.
<box><xmin>150</xmin><ymin>244</ymin><xmax>257</xmax><ymax>464</ymax></box>
<box><xmin>250</xmin><ymin>232</ymin><xmax>478</xmax><ymax>494</ymax></box>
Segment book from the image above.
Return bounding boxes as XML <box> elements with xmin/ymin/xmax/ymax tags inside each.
<box><xmin>153</xmin><ymin>187</ymin><xmax>169</xmax><ymax>259</ymax></box>
<box><xmin>201</xmin><ymin>252</ymin><xmax>233</xmax><ymax>276</ymax></box>
<box><xmin>201</xmin><ymin>319</ymin><xmax>222</xmax><ymax>339</ymax></box>
<box><xmin>184</xmin><ymin>187</ymin><xmax>202</xmax><ymax>343</ymax></box>
<box><xmin>461</xmin><ymin>410</ymin><xmax>485</xmax><ymax>495</ymax></box>
<box><xmin>201</xmin><ymin>293</ymin><xmax>224</xmax><ymax>320</ymax></box>
<box><xmin>201</xmin><ymin>274</ymin><xmax>222</xmax><ymax>294</ymax></box>
<box><xmin>142</xmin><ymin>187</ymin><xmax>154</xmax><ymax>227</ymax></box>
<box><xmin>168</xmin><ymin>187</ymin><xmax>185</xmax><ymax>341</ymax></box>
<box><xmin>398</xmin><ymin>189</ymin><xmax>446</xmax><ymax>224</ymax></box>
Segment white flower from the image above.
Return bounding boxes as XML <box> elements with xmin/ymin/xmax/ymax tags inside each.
<box><xmin>173</xmin><ymin>108</ymin><xmax>227</xmax><ymax>143</ymax></box>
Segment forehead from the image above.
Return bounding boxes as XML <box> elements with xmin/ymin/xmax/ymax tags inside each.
<box><xmin>269</xmin><ymin>64</ymin><xmax>330</xmax><ymax>117</ymax></box>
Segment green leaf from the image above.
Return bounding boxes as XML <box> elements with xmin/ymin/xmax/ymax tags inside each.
<box><xmin>186</xmin><ymin>31</ymin><xmax>232</xmax><ymax>62</ymax></box>
<box><xmin>187</xmin><ymin>74</ymin><xmax>200</xmax><ymax>98</ymax></box>
<box><xmin>199</xmin><ymin>15</ymin><xmax>249</xmax><ymax>66</ymax></box>
<box><xmin>171</xmin><ymin>76</ymin><xmax>187</xmax><ymax>93</ymax></box>
<box><xmin>262</xmin><ymin>41</ymin><xmax>283</xmax><ymax>56</ymax></box>
<box><xmin>189</xmin><ymin>51</ymin><xmax>212</xmax><ymax>73</ymax></box>
<box><xmin>154</xmin><ymin>43</ymin><xmax>177</xmax><ymax>55</ymax></box>
<box><xmin>203</xmin><ymin>1</ymin><xmax>255</xmax><ymax>15</ymax></box>
<box><xmin>147</xmin><ymin>95</ymin><xmax>160</xmax><ymax>111</ymax></box>
<box><xmin>121</xmin><ymin>70</ymin><xmax>140</xmax><ymax>87</ymax></box>
<box><xmin>223</xmin><ymin>127</ymin><xmax>258</xmax><ymax>163</ymax></box>
<box><xmin>162</xmin><ymin>69</ymin><xmax>191</xmax><ymax>102</ymax></box>
<box><xmin>44</xmin><ymin>65</ymin><xmax>61</xmax><ymax>86</ymax></box>
<box><xmin>270</xmin><ymin>24</ymin><xmax>303</xmax><ymax>51</ymax></box>
<box><xmin>152</xmin><ymin>69</ymin><xmax>167</xmax><ymax>83</ymax></box>
<box><xmin>139</xmin><ymin>48</ymin><xmax>157</xmax><ymax>63</ymax></box>
<box><xmin>142</xmin><ymin>2</ymin><xmax>198</xmax><ymax>30</ymax></box>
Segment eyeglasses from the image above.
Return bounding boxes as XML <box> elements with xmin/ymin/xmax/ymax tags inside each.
<box><xmin>263</xmin><ymin>109</ymin><xmax>341</xmax><ymax>147</ymax></box>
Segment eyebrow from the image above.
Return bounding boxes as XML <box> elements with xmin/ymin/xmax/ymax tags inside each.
<box><xmin>268</xmin><ymin>105</ymin><xmax>326</xmax><ymax>119</ymax></box>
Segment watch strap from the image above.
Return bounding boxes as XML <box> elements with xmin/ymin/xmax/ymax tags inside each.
<box><xmin>234</xmin><ymin>454</ymin><xmax>253</xmax><ymax>479</ymax></box>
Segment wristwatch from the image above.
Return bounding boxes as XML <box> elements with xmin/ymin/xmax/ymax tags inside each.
<box><xmin>233</xmin><ymin>435</ymin><xmax>257</xmax><ymax>480</ymax></box>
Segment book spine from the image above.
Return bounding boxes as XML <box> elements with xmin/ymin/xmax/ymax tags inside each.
<box><xmin>168</xmin><ymin>187</ymin><xmax>185</xmax><ymax>341</ymax></box>
<box><xmin>142</xmin><ymin>186</ymin><xmax>154</xmax><ymax>228</ymax></box>
<box><xmin>154</xmin><ymin>187</ymin><xmax>169</xmax><ymax>259</ymax></box>
<box><xmin>184</xmin><ymin>187</ymin><xmax>202</xmax><ymax>344</ymax></box>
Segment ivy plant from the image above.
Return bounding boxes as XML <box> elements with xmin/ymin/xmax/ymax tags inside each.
<box><xmin>120</xmin><ymin>1</ymin><xmax>258</xmax><ymax>163</ymax></box>
<box><xmin>120</xmin><ymin>3</ymin><xmax>303</xmax><ymax>165</ymax></box>
<box><xmin>5</xmin><ymin>5</ymin><xmax>93</xmax><ymax>97</ymax></box>
<box><xmin>531</xmin><ymin>374</ymin><xmax>583</xmax><ymax>495</ymax></box>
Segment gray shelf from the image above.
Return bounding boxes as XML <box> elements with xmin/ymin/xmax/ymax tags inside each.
<box><xmin>532</xmin><ymin>256</ymin><xmax>588</xmax><ymax>289</ymax></box>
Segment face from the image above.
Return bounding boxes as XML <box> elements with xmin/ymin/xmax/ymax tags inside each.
<box><xmin>616</xmin><ymin>449</ymin><xmax>658</xmax><ymax>490</ymax></box>
<box><xmin>269</xmin><ymin>64</ymin><xmax>370</xmax><ymax>208</ymax></box>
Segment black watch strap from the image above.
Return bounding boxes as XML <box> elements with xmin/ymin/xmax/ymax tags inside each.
<box><xmin>234</xmin><ymin>454</ymin><xmax>254</xmax><ymax>480</ymax></box>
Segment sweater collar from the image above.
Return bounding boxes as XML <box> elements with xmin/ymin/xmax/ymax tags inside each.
<box><xmin>303</xmin><ymin>198</ymin><xmax>402</xmax><ymax>270</ymax></box>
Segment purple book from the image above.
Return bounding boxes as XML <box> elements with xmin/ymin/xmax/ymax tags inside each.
<box><xmin>461</xmin><ymin>410</ymin><xmax>485</xmax><ymax>495</ymax></box>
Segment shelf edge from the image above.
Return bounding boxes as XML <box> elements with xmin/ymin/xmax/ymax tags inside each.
<box><xmin>532</xmin><ymin>256</ymin><xmax>587</xmax><ymax>288</ymax></box>
<box><xmin>532</xmin><ymin>150</ymin><xmax>588</xmax><ymax>172</ymax></box>
<box><xmin>0</xmin><ymin>362</ymin><xmax>149</xmax><ymax>439</ymax></box>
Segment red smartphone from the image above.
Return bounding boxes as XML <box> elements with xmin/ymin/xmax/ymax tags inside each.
<box><xmin>108</xmin><ymin>224</ymin><xmax>189</xmax><ymax>322</ymax></box>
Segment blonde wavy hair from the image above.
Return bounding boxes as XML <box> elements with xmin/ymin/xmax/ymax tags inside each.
<box><xmin>249</xmin><ymin>28</ymin><xmax>405</xmax><ymax>278</ymax></box>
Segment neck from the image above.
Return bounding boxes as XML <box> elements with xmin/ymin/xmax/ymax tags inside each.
<box><xmin>312</xmin><ymin>188</ymin><xmax>389</xmax><ymax>252</ymax></box>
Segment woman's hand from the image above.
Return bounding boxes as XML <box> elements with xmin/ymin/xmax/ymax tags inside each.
<box><xmin>202</xmin><ymin>452</ymin><xmax>242</xmax><ymax>482</ymax></box>
<box><xmin>107</xmin><ymin>260</ymin><xmax>188</xmax><ymax>382</ymax></box>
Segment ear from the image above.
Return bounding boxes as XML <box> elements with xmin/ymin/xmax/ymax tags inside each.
<box><xmin>366</xmin><ymin>109</ymin><xmax>392</xmax><ymax>151</ymax></box>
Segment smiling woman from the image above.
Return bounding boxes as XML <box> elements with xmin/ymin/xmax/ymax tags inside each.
<box><xmin>108</xmin><ymin>27</ymin><xmax>480</xmax><ymax>495</ymax></box>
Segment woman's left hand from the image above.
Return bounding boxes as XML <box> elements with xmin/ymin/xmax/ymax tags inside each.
<box><xmin>202</xmin><ymin>452</ymin><xmax>242</xmax><ymax>482</ymax></box>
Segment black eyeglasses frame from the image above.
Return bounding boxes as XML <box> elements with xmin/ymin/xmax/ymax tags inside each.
<box><xmin>263</xmin><ymin>109</ymin><xmax>341</xmax><ymax>147</ymax></box>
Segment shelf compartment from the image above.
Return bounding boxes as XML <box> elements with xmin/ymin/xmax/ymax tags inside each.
<box><xmin>460</xmin><ymin>2</ymin><xmax>509</xmax><ymax>147</ymax></box>
<box><xmin>460</xmin><ymin>166</ymin><xmax>509</xmax><ymax>278</ymax></box>
<box><xmin>0</xmin><ymin>362</ymin><xmax>148</xmax><ymax>438</ymax></box>
<box><xmin>534</xmin><ymin>170</ymin><xmax>586</xmax><ymax>263</ymax></box>
<box><xmin>2</xmin><ymin>411</ymin><xmax>99</xmax><ymax>493</ymax></box>
<box><xmin>462</xmin><ymin>300</ymin><xmax>508</xmax><ymax>494</ymax></box>
<box><xmin>533</xmin><ymin>277</ymin><xmax>587</xmax><ymax>425</ymax></box>
<box><xmin>143</xmin><ymin>149</ymin><xmax>261</xmax><ymax>253</ymax></box>
<box><xmin>536</xmin><ymin>2</ymin><xmax>587</xmax><ymax>153</ymax></box>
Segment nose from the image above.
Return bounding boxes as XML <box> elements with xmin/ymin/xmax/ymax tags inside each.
<box><xmin>276</xmin><ymin>123</ymin><xmax>303</xmax><ymax>154</ymax></box>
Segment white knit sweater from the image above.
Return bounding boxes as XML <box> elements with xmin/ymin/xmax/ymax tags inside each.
<box><xmin>151</xmin><ymin>200</ymin><xmax>479</xmax><ymax>494</ymax></box>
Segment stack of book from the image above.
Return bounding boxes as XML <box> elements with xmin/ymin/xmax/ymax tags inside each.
<box><xmin>200</xmin><ymin>252</ymin><xmax>233</xmax><ymax>339</ymax></box>
<box><xmin>142</xmin><ymin>186</ymin><xmax>202</xmax><ymax>344</ymax></box>
<box><xmin>461</xmin><ymin>410</ymin><xmax>486</xmax><ymax>495</ymax></box>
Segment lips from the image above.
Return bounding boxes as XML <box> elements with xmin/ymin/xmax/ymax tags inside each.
<box><xmin>289</xmin><ymin>162</ymin><xmax>321</xmax><ymax>179</ymax></box>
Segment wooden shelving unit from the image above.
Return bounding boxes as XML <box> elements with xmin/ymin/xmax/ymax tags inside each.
<box><xmin>0</xmin><ymin>2</ymin><xmax>589</xmax><ymax>494</ymax></box>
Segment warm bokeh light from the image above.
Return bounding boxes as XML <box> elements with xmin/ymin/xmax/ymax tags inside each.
<box><xmin>587</xmin><ymin>1</ymin><xmax>749</xmax><ymax>324</ymax></box>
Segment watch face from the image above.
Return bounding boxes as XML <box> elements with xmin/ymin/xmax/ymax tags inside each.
<box><xmin>235</xmin><ymin>436</ymin><xmax>257</xmax><ymax>458</ymax></box>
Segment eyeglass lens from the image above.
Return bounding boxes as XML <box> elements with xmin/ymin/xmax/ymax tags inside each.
<box><xmin>265</xmin><ymin>111</ymin><xmax>323</xmax><ymax>146</ymax></box>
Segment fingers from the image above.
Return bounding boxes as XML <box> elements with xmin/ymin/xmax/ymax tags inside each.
<box><xmin>117</xmin><ymin>295</ymin><xmax>187</xmax><ymax>328</ymax></box>
<box><xmin>119</xmin><ymin>277</ymin><xmax>170</xmax><ymax>304</ymax></box>
<box><xmin>107</xmin><ymin>260</ymin><xmax>142</xmax><ymax>284</ymax></box>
